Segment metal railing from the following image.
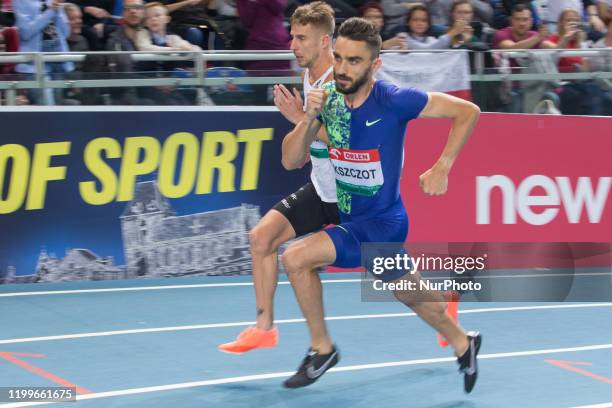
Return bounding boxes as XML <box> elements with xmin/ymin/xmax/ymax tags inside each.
<box><xmin>0</xmin><ymin>48</ymin><xmax>611</xmax><ymax>106</ymax></box>
<box><xmin>0</xmin><ymin>50</ymin><xmax>301</xmax><ymax>105</ymax></box>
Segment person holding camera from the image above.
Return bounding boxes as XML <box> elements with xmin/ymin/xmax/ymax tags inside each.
<box><xmin>547</xmin><ymin>7</ymin><xmax>604</xmax><ymax>115</ymax></box>
<box><xmin>449</xmin><ymin>0</ymin><xmax>491</xmax><ymax>48</ymax></box>
<box><xmin>398</xmin><ymin>4</ymin><xmax>469</xmax><ymax>50</ymax></box>
<box><xmin>547</xmin><ymin>8</ymin><xmax>589</xmax><ymax>72</ymax></box>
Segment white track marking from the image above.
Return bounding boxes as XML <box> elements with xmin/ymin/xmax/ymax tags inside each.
<box><xmin>2</xmin><ymin>343</ymin><xmax>612</xmax><ymax>407</ymax></box>
<box><xmin>1</xmin><ymin>271</ymin><xmax>610</xmax><ymax>298</ymax></box>
<box><xmin>1</xmin><ymin>303</ymin><xmax>611</xmax><ymax>345</ymax></box>
<box><xmin>0</xmin><ymin>279</ymin><xmax>361</xmax><ymax>297</ymax></box>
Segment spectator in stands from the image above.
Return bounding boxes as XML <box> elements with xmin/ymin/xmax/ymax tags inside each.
<box><xmin>543</xmin><ymin>6</ymin><xmax>602</xmax><ymax>115</ymax></box>
<box><xmin>599</xmin><ymin>16</ymin><xmax>612</xmax><ymax>38</ymax></box>
<box><xmin>381</xmin><ymin>0</ymin><xmax>424</xmax><ymax>33</ymax></box>
<box><xmin>65</xmin><ymin>3</ymin><xmax>89</xmax><ymax>55</ymax></box>
<box><xmin>588</xmin><ymin>0</ymin><xmax>608</xmax><ymax>39</ymax></box>
<box><xmin>0</xmin><ymin>16</ymin><xmax>29</xmax><ymax>105</ymax></box>
<box><xmin>537</xmin><ymin>0</ymin><xmax>606</xmax><ymax>36</ymax></box>
<box><xmin>67</xmin><ymin>5</ymin><xmax>112</xmax><ymax>69</ymax></box>
<box><xmin>597</xmin><ymin>0</ymin><xmax>611</xmax><ymax>24</ymax></box>
<box><xmin>64</xmin><ymin>4</ymin><xmax>105</xmax><ymax>74</ymax></box>
<box><xmin>589</xmin><ymin>16</ymin><xmax>612</xmax><ymax>115</ymax></box>
<box><xmin>106</xmin><ymin>0</ymin><xmax>141</xmax><ymax>56</ymax></box>
<box><xmin>0</xmin><ymin>0</ymin><xmax>14</xmax><ymax>26</ymax></box>
<box><xmin>74</xmin><ymin>0</ymin><xmax>114</xmax><ymax>27</ymax></box>
<box><xmin>15</xmin><ymin>1</ymin><xmax>74</xmax><ymax>67</ymax></box>
<box><xmin>552</xmin><ymin>10</ymin><xmax>611</xmax><ymax>115</ymax></box>
<box><xmin>496</xmin><ymin>5</ymin><xmax>588</xmax><ymax>66</ymax></box>
<box><xmin>428</xmin><ymin>0</ymin><xmax>493</xmax><ymax>28</ymax></box>
<box><xmin>360</xmin><ymin>1</ymin><xmax>385</xmax><ymax>31</ymax></box>
<box><xmin>210</xmin><ymin>0</ymin><xmax>246</xmax><ymax>49</ymax></box>
<box><xmin>449</xmin><ymin>0</ymin><xmax>490</xmax><ymax>47</ymax></box>
<box><xmin>538</xmin><ymin>0</ymin><xmax>582</xmax><ymax>25</ymax></box>
<box><xmin>72</xmin><ymin>0</ymin><xmax>118</xmax><ymax>50</ymax></box>
<box><xmin>0</xmin><ymin>30</ymin><xmax>28</xmax><ymax>105</ymax></box>
<box><xmin>105</xmin><ymin>0</ymin><xmax>154</xmax><ymax>104</ymax></box>
<box><xmin>133</xmin><ymin>2</ymin><xmax>196</xmax><ymax>104</ymax></box>
<box><xmin>15</xmin><ymin>0</ymin><xmax>75</xmax><ymax>105</ymax></box>
<box><xmin>0</xmin><ymin>25</ymin><xmax>18</xmax><ymax>75</ymax></box>
<box><xmin>63</xmin><ymin>3</ymin><xmax>91</xmax><ymax>104</ymax></box>
<box><xmin>583</xmin><ymin>1</ymin><xmax>607</xmax><ymax>40</ymax></box>
<box><xmin>494</xmin><ymin>4</ymin><xmax>558</xmax><ymax>113</ymax></box>
<box><xmin>400</xmin><ymin>4</ymin><xmax>468</xmax><ymax>49</ymax></box>
<box><xmin>493</xmin><ymin>4</ymin><xmax>556</xmax><ymax>52</ymax></box>
<box><xmin>380</xmin><ymin>1</ymin><xmax>445</xmax><ymax>36</ymax></box>
<box><xmin>547</xmin><ymin>8</ymin><xmax>588</xmax><ymax>72</ymax></box>
<box><xmin>152</xmin><ymin>0</ymin><xmax>226</xmax><ymax>50</ymax></box>
<box><xmin>136</xmin><ymin>2</ymin><xmax>200</xmax><ymax>51</ymax></box>
<box><xmin>490</xmin><ymin>0</ymin><xmax>541</xmax><ymax>29</ymax></box>
<box><xmin>213</xmin><ymin>0</ymin><xmax>235</xmax><ymax>16</ymax></box>
<box><xmin>360</xmin><ymin>1</ymin><xmax>408</xmax><ymax>49</ymax></box>
<box><xmin>1</xmin><ymin>0</ymin><xmax>12</xmax><ymax>12</ymax></box>
<box><xmin>237</xmin><ymin>0</ymin><xmax>290</xmax><ymax>72</ymax></box>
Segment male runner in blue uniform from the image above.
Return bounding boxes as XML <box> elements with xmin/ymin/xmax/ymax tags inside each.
<box><xmin>280</xmin><ymin>18</ymin><xmax>482</xmax><ymax>392</ymax></box>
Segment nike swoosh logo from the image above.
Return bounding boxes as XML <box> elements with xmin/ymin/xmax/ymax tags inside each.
<box><xmin>306</xmin><ymin>351</ymin><xmax>337</xmax><ymax>379</ymax></box>
<box><xmin>366</xmin><ymin>118</ymin><xmax>382</xmax><ymax>127</ymax></box>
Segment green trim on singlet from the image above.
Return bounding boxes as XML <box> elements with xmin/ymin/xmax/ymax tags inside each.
<box><xmin>335</xmin><ymin>180</ymin><xmax>382</xmax><ymax>197</ymax></box>
<box><xmin>320</xmin><ymin>81</ymin><xmax>352</xmax><ymax>214</ymax></box>
<box><xmin>309</xmin><ymin>146</ymin><xmax>329</xmax><ymax>159</ymax></box>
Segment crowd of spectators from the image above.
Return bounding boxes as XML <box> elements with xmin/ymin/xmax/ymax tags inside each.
<box><xmin>0</xmin><ymin>0</ymin><xmax>610</xmax><ymax>114</ymax></box>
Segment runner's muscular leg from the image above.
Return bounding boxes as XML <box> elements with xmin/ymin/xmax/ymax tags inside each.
<box><xmin>249</xmin><ymin>209</ymin><xmax>296</xmax><ymax>329</ymax></box>
<box><xmin>392</xmin><ymin>271</ymin><xmax>469</xmax><ymax>356</ymax></box>
<box><xmin>281</xmin><ymin>231</ymin><xmax>336</xmax><ymax>353</ymax></box>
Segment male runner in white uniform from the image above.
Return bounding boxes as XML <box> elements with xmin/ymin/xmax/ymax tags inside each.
<box><xmin>218</xmin><ymin>2</ymin><xmax>339</xmax><ymax>354</ymax></box>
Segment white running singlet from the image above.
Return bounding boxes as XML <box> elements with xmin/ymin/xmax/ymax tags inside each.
<box><xmin>303</xmin><ymin>66</ymin><xmax>337</xmax><ymax>203</ymax></box>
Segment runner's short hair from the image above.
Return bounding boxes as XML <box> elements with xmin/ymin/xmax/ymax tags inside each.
<box><xmin>337</xmin><ymin>17</ymin><xmax>382</xmax><ymax>58</ymax></box>
<box><xmin>291</xmin><ymin>1</ymin><xmax>335</xmax><ymax>36</ymax></box>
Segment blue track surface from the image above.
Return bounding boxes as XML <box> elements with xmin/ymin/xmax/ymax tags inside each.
<box><xmin>1</xmin><ymin>272</ymin><xmax>611</xmax><ymax>408</ymax></box>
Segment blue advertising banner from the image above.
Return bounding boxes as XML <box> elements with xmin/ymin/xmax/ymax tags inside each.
<box><xmin>0</xmin><ymin>108</ymin><xmax>309</xmax><ymax>283</ymax></box>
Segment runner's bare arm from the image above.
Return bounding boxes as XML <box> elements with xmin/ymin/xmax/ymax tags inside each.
<box><xmin>281</xmin><ymin>118</ymin><xmax>323</xmax><ymax>170</ymax></box>
<box><xmin>417</xmin><ymin>92</ymin><xmax>480</xmax><ymax>195</ymax></box>
<box><xmin>281</xmin><ymin>89</ymin><xmax>329</xmax><ymax>170</ymax></box>
<box><xmin>274</xmin><ymin>84</ymin><xmax>306</xmax><ymax>125</ymax></box>
<box><xmin>275</xmin><ymin>83</ymin><xmax>329</xmax><ymax>144</ymax></box>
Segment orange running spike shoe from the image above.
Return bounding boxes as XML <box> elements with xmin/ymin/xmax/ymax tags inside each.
<box><xmin>218</xmin><ymin>326</ymin><xmax>279</xmax><ymax>354</ymax></box>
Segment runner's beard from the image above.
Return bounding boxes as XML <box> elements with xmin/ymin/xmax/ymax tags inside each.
<box><xmin>335</xmin><ymin>67</ymin><xmax>372</xmax><ymax>95</ymax></box>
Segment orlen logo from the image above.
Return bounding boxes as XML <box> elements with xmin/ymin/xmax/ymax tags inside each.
<box><xmin>476</xmin><ymin>175</ymin><xmax>611</xmax><ymax>225</ymax></box>
<box><xmin>329</xmin><ymin>148</ymin><xmax>341</xmax><ymax>159</ymax></box>
<box><xmin>345</xmin><ymin>152</ymin><xmax>370</xmax><ymax>161</ymax></box>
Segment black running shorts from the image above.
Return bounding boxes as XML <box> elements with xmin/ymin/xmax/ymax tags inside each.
<box><xmin>272</xmin><ymin>182</ymin><xmax>340</xmax><ymax>237</ymax></box>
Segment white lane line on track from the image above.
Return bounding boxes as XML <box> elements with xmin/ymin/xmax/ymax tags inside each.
<box><xmin>1</xmin><ymin>271</ymin><xmax>610</xmax><ymax>298</ymax></box>
<box><xmin>2</xmin><ymin>343</ymin><xmax>612</xmax><ymax>407</ymax></box>
<box><xmin>0</xmin><ymin>279</ymin><xmax>361</xmax><ymax>297</ymax></box>
<box><xmin>1</xmin><ymin>303</ymin><xmax>611</xmax><ymax>345</ymax></box>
